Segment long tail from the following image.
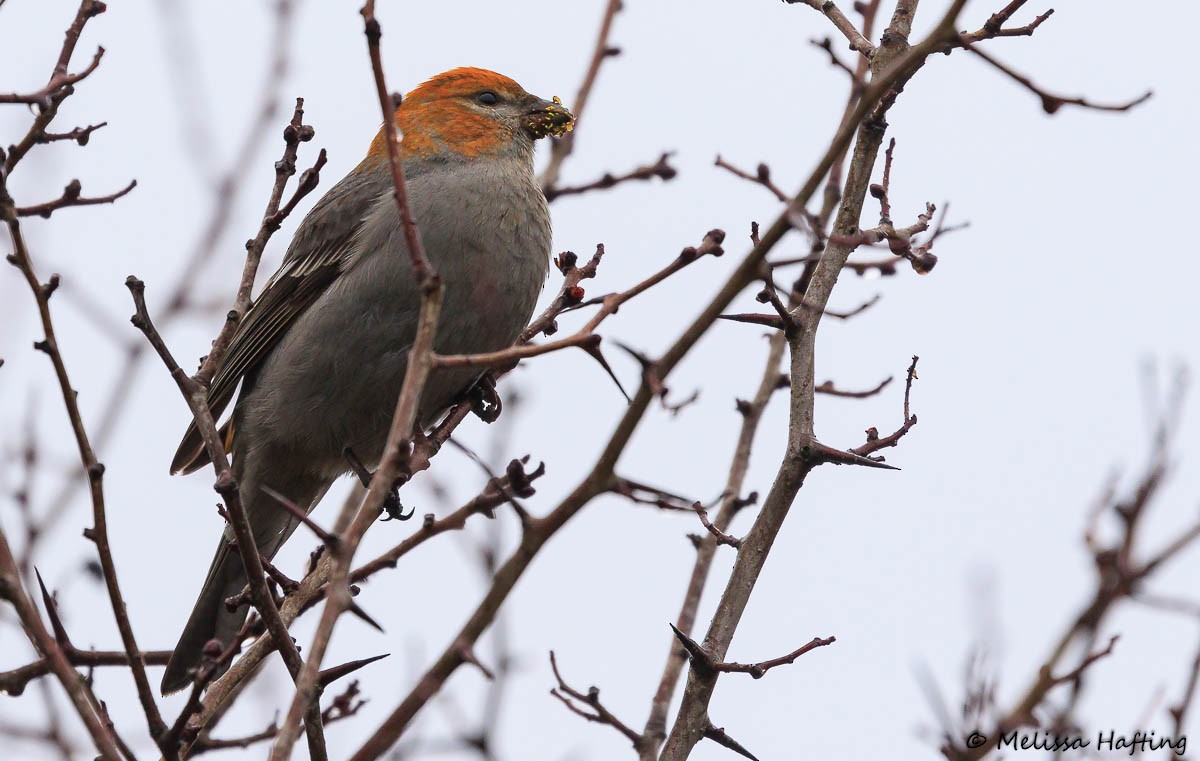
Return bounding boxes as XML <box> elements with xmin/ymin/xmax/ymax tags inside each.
<box><xmin>161</xmin><ymin>475</ymin><xmax>329</xmax><ymax>695</ymax></box>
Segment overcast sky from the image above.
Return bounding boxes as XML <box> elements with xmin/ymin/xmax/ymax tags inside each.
<box><xmin>2</xmin><ymin>1</ymin><xmax>1198</xmax><ymax>759</ymax></box>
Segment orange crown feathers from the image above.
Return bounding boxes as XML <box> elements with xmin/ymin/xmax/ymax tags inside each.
<box><xmin>367</xmin><ymin>68</ymin><xmax>533</xmax><ymax>160</ymax></box>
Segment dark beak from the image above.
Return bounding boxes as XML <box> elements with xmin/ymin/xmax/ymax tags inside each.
<box><xmin>523</xmin><ymin>96</ymin><xmax>574</xmax><ymax>139</ymax></box>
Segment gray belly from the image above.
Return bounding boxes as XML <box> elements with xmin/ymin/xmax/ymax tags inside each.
<box><xmin>233</xmin><ymin>165</ymin><xmax>550</xmax><ymax>478</ymax></box>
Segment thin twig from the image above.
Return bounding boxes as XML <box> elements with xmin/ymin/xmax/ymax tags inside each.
<box><xmin>539</xmin><ymin>0</ymin><xmax>624</xmax><ymax>192</ymax></box>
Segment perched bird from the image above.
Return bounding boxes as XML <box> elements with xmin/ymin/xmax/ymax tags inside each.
<box><xmin>161</xmin><ymin>68</ymin><xmax>573</xmax><ymax>694</ymax></box>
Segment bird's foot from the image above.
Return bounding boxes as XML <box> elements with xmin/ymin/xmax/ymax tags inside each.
<box><xmin>343</xmin><ymin>447</ymin><xmax>415</xmax><ymax>521</ymax></box>
<box><xmin>380</xmin><ymin>486</ymin><xmax>414</xmax><ymax>521</ymax></box>
<box><xmin>467</xmin><ymin>371</ymin><xmax>502</xmax><ymax>423</ymax></box>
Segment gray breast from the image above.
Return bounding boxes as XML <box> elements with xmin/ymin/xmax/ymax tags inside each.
<box><xmin>238</xmin><ymin>153</ymin><xmax>551</xmax><ymax>471</ymax></box>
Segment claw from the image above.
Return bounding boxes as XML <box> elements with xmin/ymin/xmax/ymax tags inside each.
<box><xmin>468</xmin><ymin>371</ymin><xmax>503</xmax><ymax>423</ymax></box>
<box><xmin>380</xmin><ymin>486</ymin><xmax>415</xmax><ymax>521</ymax></box>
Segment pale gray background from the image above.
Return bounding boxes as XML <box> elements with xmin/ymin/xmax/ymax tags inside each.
<box><xmin>1</xmin><ymin>1</ymin><xmax>1198</xmax><ymax>759</ymax></box>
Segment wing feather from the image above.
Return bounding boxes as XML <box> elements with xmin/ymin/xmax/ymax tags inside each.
<box><xmin>170</xmin><ymin>164</ymin><xmax>391</xmax><ymax>474</ymax></box>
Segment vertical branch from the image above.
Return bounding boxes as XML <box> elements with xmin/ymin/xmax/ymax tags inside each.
<box><xmin>267</xmin><ymin>3</ymin><xmax>444</xmax><ymax>758</ymax></box>
<box><xmin>125</xmin><ymin>279</ymin><xmax>327</xmax><ymax>760</ymax></box>
<box><xmin>638</xmin><ymin>333</ymin><xmax>786</xmax><ymax>759</ymax></box>
<box><xmin>658</xmin><ymin>2</ymin><xmax>969</xmax><ymax>757</ymax></box>
<box><xmin>538</xmin><ymin>0</ymin><xmax>623</xmax><ymax>192</ymax></box>
<box><xmin>0</xmin><ymin>0</ymin><xmax>169</xmax><ymax>748</ymax></box>
<box><xmin>27</xmin><ymin>0</ymin><xmax>298</xmax><ymax>549</ymax></box>
<box><xmin>347</xmin><ymin>6</ymin><xmax>973</xmax><ymax>755</ymax></box>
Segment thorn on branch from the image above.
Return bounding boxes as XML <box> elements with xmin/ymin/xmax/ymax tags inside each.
<box><xmin>717</xmin><ymin>312</ymin><xmax>791</xmax><ymax>331</ymax></box>
<box><xmin>704</xmin><ymin>723</ymin><xmax>762</xmax><ymax>761</ymax></box>
<box><xmin>260</xmin><ymin>485</ymin><xmax>339</xmax><ymax>547</ymax></box>
<box><xmin>317</xmin><ymin>653</ymin><xmax>389</xmax><ymax>688</ymax></box>
<box><xmin>669</xmin><ymin>623</ymin><xmax>716</xmax><ymax>677</ymax></box>
<box><xmin>35</xmin><ymin>570</ymin><xmax>73</xmax><ymax>648</ymax></box>
<box><xmin>581</xmin><ymin>337</ymin><xmax>631</xmax><ymax>402</ymax></box>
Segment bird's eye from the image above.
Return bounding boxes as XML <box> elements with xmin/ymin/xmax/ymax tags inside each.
<box><xmin>475</xmin><ymin>91</ymin><xmax>500</xmax><ymax>106</ymax></box>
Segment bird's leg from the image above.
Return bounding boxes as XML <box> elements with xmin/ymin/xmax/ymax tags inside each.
<box><xmin>343</xmin><ymin>447</ymin><xmax>373</xmax><ymax>487</ymax></box>
<box><xmin>342</xmin><ymin>446</ymin><xmax>414</xmax><ymax>521</ymax></box>
<box><xmin>467</xmin><ymin>370</ymin><xmax>502</xmax><ymax>423</ymax></box>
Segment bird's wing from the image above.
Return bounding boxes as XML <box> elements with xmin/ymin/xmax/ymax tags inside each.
<box><xmin>170</xmin><ymin>164</ymin><xmax>390</xmax><ymax>475</ymax></box>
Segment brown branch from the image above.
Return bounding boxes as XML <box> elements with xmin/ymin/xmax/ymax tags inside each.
<box><xmin>360</xmin><ymin>8</ymin><xmax>434</xmax><ymax>288</ymax></box>
<box><xmin>194</xmin><ymin>99</ymin><xmax>325</xmax><ymax>385</ymax></box>
<box><xmin>15</xmin><ymin>178</ymin><xmax>136</xmax><ymax>218</ymax></box>
<box><xmin>0</xmin><ymin>1</ymin><xmax>169</xmax><ymax>749</ymax></box>
<box><xmin>539</xmin><ymin>0</ymin><xmax>623</xmax><ymax>193</ymax></box>
<box><xmin>0</xmin><ymin>647</ymin><xmax>172</xmax><ymax>697</ymax></box>
<box><xmin>712</xmin><ymin>636</ymin><xmax>837</xmax><ymax>679</ymax></box>
<box><xmin>704</xmin><ymin>724</ymin><xmax>761</xmax><ymax>761</ymax></box>
<box><xmin>659</xmin><ymin>3</ymin><xmax>970</xmax><ymax>756</ymax></box>
<box><xmin>691</xmin><ymin>503</ymin><xmax>742</xmax><ymax>548</ymax></box>
<box><xmin>268</xmin><ymin>4</ymin><xmax>445</xmax><ymax>758</ymax></box>
<box><xmin>549</xmin><ymin>652</ymin><xmax>644</xmax><ymax>749</ymax></box>
<box><xmin>349</xmin><ymin>4</ymin><xmax>982</xmax><ymax>757</ymax></box>
<box><xmin>125</xmin><ymin>278</ymin><xmax>323</xmax><ymax>758</ymax></box>
<box><xmin>963</xmin><ymin>40</ymin><xmax>1152</xmax><ymax>115</ymax></box>
<box><xmin>543</xmin><ymin>152</ymin><xmax>676</xmax><ymax>202</ymax></box>
<box><xmin>714</xmin><ymin>156</ymin><xmax>788</xmax><ymax>202</ymax></box>
<box><xmin>809</xmin><ymin>37</ymin><xmax>866</xmax><ymax>90</ymax></box>
<box><xmin>160</xmin><ymin>633</ymin><xmax>245</xmax><ymax>754</ymax></box>
<box><xmin>946</xmin><ymin>379</ymin><xmax>1194</xmax><ymax>760</ymax></box>
<box><xmin>521</xmin><ymin>245</ymin><xmax>606</xmax><ymax>340</ymax></box>
<box><xmin>0</xmin><ymin>46</ymin><xmax>103</xmax><ymax>107</ymax></box>
<box><xmin>0</xmin><ymin>528</ymin><xmax>126</xmax><ymax>760</ymax></box>
<box><xmin>785</xmin><ymin>0</ymin><xmax>877</xmax><ymax>59</ymax></box>
<box><xmin>431</xmin><ymin>230</ymin><xmax>725</xmax><ymax>372</ymax></box>
<box><xmin>852</xmin><ymin>355</ymin><xmax>919</xmax><ymax>457</ymax></box>
<box><xmin>1043</xmin><ymin>635</ymin><xmax>1119</xmax><ymax>688</ymax></box>
<box><xmin>815</xmin><ymin>375</ymin><xmax>892</xmax><ymax>398</ymax></box>
<box><xmin>191</xmin><ymin>681</ymin><xmax>366</xmax><ymax>758</ymax></box>
<box><xmin>639</xmin><ymin>336</ymin><xmax>785</xmax><ymax>758</ymax></box>
<box><xmin>1169</xmin><ymin>635</ymin><xmax>1200</xmax><ymax>741</ymax></box>
<box><xmin>260</xmin><ymin>485</ymin><xmax>340</xmax><ymax>547</ymax></box>
<box><xmin>24</xmin><ymin>2</ymin><xmax>298</xmax><ymax>551</ymax></box>
<box><xmin>2</xmin><ymin>1</ymin><xmax>106</xmax><ymax>172</ymax></box>
<box><xmin>35</xmin><ymin>120</ymin><xmax>107</xmax><ymax>145</ymax></box>
<box><xmin>351</xmin><ymin>460</ymin><xmax>545</xmax><ymax>583</ymax></box>
<box><xmin>950</xmin><ymin>2</ymin><xmax>1055</xmax><ymax>48</ymax></box>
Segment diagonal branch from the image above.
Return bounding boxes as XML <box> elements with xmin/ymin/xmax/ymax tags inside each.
<box><xmin>539</xmin><ymin>0</ymin><xmax>624</xmax><ymax>193</ymax></box>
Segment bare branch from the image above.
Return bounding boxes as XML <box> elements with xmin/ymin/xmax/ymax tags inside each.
<box><xmin>15</xmin><ymin>179</ymin><xmax>136</xmax><ymax>219</ymax></box>
<box><xmin>539</xmin><ymin>0</ymin><xmax>624</xmax><ymax>192</ymax></box>
<box><xmin>785</xmin><ymin>0</ymin><xmax>876</xmax><ymax>59</ymax></box>
<box><xmin>963</xmin><ymin>40</ymin><xmax>1152</xmax><ymax>114</ymax></box>
<box><xmin>543</xmin><ymin>152</ymin><xmax>676</xmax><ymax>202</ymax></box>
<box><xmin>549</xmin><ymin>652</ymin><xmax>644</xmax><ymax>748</ymax></box>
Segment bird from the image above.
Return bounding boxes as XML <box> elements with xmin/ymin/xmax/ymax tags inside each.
<box><xmin>160</xmin><ymin>67</ymin><xmax>573</xmax><ymax>694</ymax></box>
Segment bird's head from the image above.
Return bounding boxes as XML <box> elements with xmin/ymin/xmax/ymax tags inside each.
<box><xmin>368</xmin><ymin>67</ymin><xmax>574</xmax><ymax>162</ymax></box>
